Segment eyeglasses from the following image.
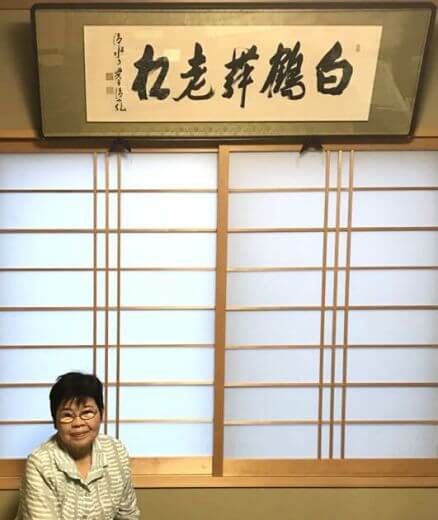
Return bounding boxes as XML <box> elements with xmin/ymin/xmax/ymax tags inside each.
<box><xmin>58</xmin><ymin>409</ymin><xmax>98</xmax><ymax>424</ymax></box>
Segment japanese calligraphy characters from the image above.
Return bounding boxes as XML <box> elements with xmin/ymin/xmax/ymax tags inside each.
<box><xmin>84</xmin><ymin>25</ymin><xmax>382</xmax><ymax>123</ymax></box>
<box><xmin>131</xmin><ymin>41</ymin><xmax>353</xmax><ymax>108</ymax></box>
<box><xmin>113</xmin><ymin>32</ymin><xmax>126</xmax><ymax>111</ymax></box>
<box><xmin>175</xmin><ymin>43</ymin><xmax>214</xmax><ymax>101</ymax></box>
<box><xmin>316</xmin><ymin>41</ymin><xmax>353</xmax><ymax>95</ymax></box>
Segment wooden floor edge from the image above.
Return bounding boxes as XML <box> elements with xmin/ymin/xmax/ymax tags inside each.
<box><xmin>131</xmin><ymin>476</ymin><xmax>438</xmax><ymax>488</ymax></box>
<box><xmin>3</xmin><ymin>476</ymin><xmax>438</xmax><ymax>490</ymax></box>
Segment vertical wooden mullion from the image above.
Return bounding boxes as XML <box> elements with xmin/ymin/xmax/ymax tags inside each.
<box><xmin>115</xmin><ymin>153</ymin><xmax>122</xmax><ymax>439</ymax></box>
<box><xmin>93</xmin><ymin>153</ymin><xmax>98</xmax><ymax>375</ymax></box>
<box><xmin>104</xmin><ymin>153</ymin><xmax>110</xmax><ymax>434</ymax></box>
<box><xmin>341</xmin><ymin>151</ymin><xmax>355</xmax><ymax>458</ymax></box>
<box><xmin>317</xmin><ymin>151</ymin><xmax>330</xmax><ymax>459</ymax></box>
<box><xmin>329</xmin><ymin>150</ymin><xmax>342</xmax><ymax>458</ymax></box>
<box><xmin>212</xmin><ymin>146</ymin><xmax>229</xmax><ymax>477</ymax></box>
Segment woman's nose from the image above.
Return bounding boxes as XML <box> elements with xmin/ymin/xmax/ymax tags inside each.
<box><xmin>71</xmin><ymin>415</ymin><xmax>86</xmax><ymax>426</ymax></box>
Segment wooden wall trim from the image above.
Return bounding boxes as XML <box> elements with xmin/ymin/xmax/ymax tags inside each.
<box><xmin>1</xmin><ymin>139</ymin><xmax>438</xmax><ymax>153</ymax></box>
<box><xmin>2</xmin><ymin>458</ymin><xmax>438</xmax><ymax>489</ymax></box>
<box><xmin>132</xmin><ymin>475</ymin><xmax>438</xmax><ymax>488</ymax></box>
<box><xmin>2</xmin><ymin>475</ymin><xmax>438</xmax><ymax>490</ymax></box>
<box><xmin>2</xmin><ymin>0</ymin><xmax>437</xmax><ymax>9</ymax></box>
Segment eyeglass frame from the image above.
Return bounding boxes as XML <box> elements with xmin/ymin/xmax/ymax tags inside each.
<box><xmin>57</xmin><ymin>408</ymin><xmax>99</xmax><ymax>424</ymax></box>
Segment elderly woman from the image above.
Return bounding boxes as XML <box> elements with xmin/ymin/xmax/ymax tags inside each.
<box><xmin>16</xmin><ymin>372</ymin><xmax>140</xmax><ymax>519</ymax></box>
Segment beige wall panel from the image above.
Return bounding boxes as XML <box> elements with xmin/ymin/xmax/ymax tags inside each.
<box><xmin>0</xmin><ymin>6</ymin><xmax>438</xmax><ymax>139</ymax></box>
<box><xmin>0</xmin><ymin>11</ymin><xmax>38</xmax><ymax>138</ymax></box>
<box><xmin>2</xmin><ymin>488</ymin><xmax>438</xmax><ymax>519</ymax></box>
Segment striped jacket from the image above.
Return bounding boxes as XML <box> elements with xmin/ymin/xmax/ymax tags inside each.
<box><xmin>15</xmin><ymin>434</ymin><xmax>140</xmax><ymax>520</ymax></box>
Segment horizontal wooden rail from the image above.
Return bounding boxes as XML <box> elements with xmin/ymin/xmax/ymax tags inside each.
<box><xmin>2</xmin><ymin>343</ymin><xmax>437</xmax><ymax>350</ymax></box>
<box><xmin>1</xmin><ymin>381</ymin><xmax>438</xmax><ymax>389</ymax></box>
<box><xmin>2</xmin><ymin>265</ymin><xmax>438</xmax><ymax>272</ymax></box>
<box><xmin>1</xmin><ymin>418</ymin><xmax>438</xmax><ymax>426</ymax></box>
<box><xmin>2</xmin><ymin>186</ymin><xmax>438</xmax><ymax>194</ymax></box>
<box><xmin>1</xmin><ymin>304</ymin><xmax>438</xmax><ymax>313</ymax></box>
<box><xmin>2</xmin><ymin>458</ymin><xmax>438</xmax><ymax>490</ymax></box>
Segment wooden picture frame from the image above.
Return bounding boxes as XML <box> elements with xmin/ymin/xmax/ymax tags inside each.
<box><xmin>32</xmin><ymin>3</ymin><xmax>435</xmax><ymax>142</ymax></box>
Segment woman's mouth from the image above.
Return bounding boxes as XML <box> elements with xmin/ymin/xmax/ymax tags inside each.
<box><xmin>71</xmin><ymin>432</ymin><xmax>89</xmax><ymax>439</ymax></box>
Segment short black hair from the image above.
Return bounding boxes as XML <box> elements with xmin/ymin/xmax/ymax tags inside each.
<box><xmin>49</xmin><ymin>372</ymin><xmax>104</xmax><ymax>426</ymax></box>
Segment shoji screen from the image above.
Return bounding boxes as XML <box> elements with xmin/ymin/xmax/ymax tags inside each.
<box><xmin>224</xmin><ymin>150</ymin><xmax>438</xmax><ymax>460</ymax></box>
<box><xmin>1</xmin><ymin>148</ymin><xmax>438</xmax><ymax>470</ymax></box>
<box><xmin>344</xmin><ymin>151</ymin><xmax>438</xmax><ymax>458</ymax></box>
<box><xmin>0</xmin><ymin>152</ymin><xmax>217</xmax><ymax>459</ymax></box>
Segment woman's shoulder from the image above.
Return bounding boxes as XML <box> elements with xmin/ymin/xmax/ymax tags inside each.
<box><xmin>23</xmin><ymin>436</ymin><xmax>59</xmax><ymax>482</ymax></box>
<box><xmin>95</xmin><ymin>434</ymin><xmax>132</xmax><ymax>477</ymax></box>
<box><xmin>27</xmin><ymin>436</ymin><xmax>58</xmax><ymax>466</ymax></box>
<box><xmin>96</xmin><ymin>433</ymin><xmax>126</xmax><ymax>449</ymax></box>
<box><xmin>95</xmin><ymin>434</ymin><xmax>130</xmax><ymax>459</ymax></box>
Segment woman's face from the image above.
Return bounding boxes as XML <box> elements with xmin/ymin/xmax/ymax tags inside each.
<box><xmin>55</xmin><ymin>397</ymin><xmax>101</xmax><ymax>457</ymax></box>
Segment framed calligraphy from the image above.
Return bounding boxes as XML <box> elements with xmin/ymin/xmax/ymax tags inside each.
<box><xmin>32</xmin><ymin>3</ymin><xmax>435</xmax><ymax>141</ymax></box>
